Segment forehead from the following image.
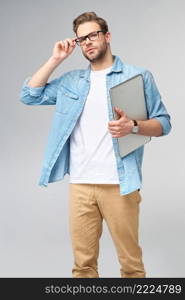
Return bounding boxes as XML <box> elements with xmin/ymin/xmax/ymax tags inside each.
<box><xmin>77</xmin><ymin>22</ymin><xmax>101</xmax><ymax>37</ymax></box>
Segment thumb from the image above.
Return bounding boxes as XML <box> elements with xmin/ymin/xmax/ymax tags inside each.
<box><xmin>114</xmin><ymin>106</ymin><xmax>124</xmax><ymax>116</ymax></box>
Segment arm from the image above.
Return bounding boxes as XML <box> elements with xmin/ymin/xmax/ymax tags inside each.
<box><xmin>108</xmin><ymin>110</ymin><xmax>164</xmax><ymax>138</ymax></box>
<box><xmin>20</xmin><ymin>38</ymin><xmax>76</xmax><ymax>105</ymax></box>
<box><xmin>140</xmin><ymin>70</ymin><xmax>172</xmax><ymax>137</ymax></box>
<box><xmin>27</xmin><ymin>56</ymin><xmax>62</xmax><ymax>88</ymax></box>
<box><xmin>108</xmin><ymin>71</ymin><xmax>172</xmax><ymax>138</ymax></box>
<box><xmin>135</xmin><ymin>119</ymin><xmax>162</xmax><ymax>137</ymax></box>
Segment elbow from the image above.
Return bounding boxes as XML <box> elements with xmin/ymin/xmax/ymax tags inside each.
<box><xmin>155</xmin><ymin>124</ymin><xmax>163</xmax><ymax>137</ymax></box>
<box><xmin>19</xmin><ymin>96</ymin><xmax>31</xmax><ymax>105</ymax></box>
<box><xmin>19</xmin><ymin>93</ymin><xmax>36</xmax><ymax>105</ymax></box>
<box><xmin>154</xmin><ymin>117</ymin><xmax>172</xmax><ymax>137</ymax></box>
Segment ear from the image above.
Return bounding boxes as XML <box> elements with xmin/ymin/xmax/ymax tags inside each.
<box><xmin>105</xmin><ymin>31</ymin><xmax>111</xmax><ymax>43</ymax></box>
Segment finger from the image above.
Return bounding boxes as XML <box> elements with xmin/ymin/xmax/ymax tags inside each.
<box><xmin>109</xmin><ymin>126</ymin><xmax>119</xmax><ymax>130</ymax></box>
<box><xmin>63</xmin><ymin>40</ymin><xmax>70</xmax><ymax>52</ymax></box>
<box><xmin>109</xmin><ymin>130</ymin><xmax>121</xmax><ymax>135</ymax></box>
<box><xmin>59</xmin><ymin>41</ymin><xmax>65</xmax><ymax>50</ymax></box>
<box><xmin>108</xmin><ymin>120</ymin><xmax>119</xmax><ymax>126</ymax></box>
<box><xmin>108</xmin><ymin>125</ymin><xmax>120</xmax><ymax>132</ymax></box>
<box><xmin>109</xmin><ymin>121</ymin><xmax>122</xmax><ymax>128</ymax></box>
<box><xmin>115</xmin><ymin>106</ymin><xmax>125</xmax><ymax>115</ymax></box>
<box><xmin>66</xmin><ymin>38</ymin><xmax>75</xmax><ymax>48</ymax></box>
<box><xmin>110</xmin><ymin>132</ymin><xmax>120</xmax><ymax>136</ymax></box>
<box><xmin>109</xmin><ymin>126</ymin><xmax>120</xmax><ymax>132</ymax></box>
<box><xmin>72</xmin><ymin>38</ymin><xmax>77</xmax><ymax>44</ymax></box>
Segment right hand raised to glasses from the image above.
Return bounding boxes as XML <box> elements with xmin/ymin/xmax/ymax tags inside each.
<box><xmin>52</xmin><ymin>38</ymin><xmax>76</xmax><ymax>62</ymax></box>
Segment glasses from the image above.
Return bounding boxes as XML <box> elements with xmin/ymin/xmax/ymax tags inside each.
<box><xmin>75</xmin><ymin>30</ymin><xmax>106</xmax><ymax>46</ymax></box>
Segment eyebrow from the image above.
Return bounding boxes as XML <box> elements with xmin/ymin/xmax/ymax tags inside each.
<box><xmin>77</xmin><ymin>31</ymin><xmax>97</xmax><ymax>39</ymax></box>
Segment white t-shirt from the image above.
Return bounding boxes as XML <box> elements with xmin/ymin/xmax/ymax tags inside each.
<box><xmin>69</xmin><ymin>66</ymin><xmax>119</xmax><ymax>184</ymax></box>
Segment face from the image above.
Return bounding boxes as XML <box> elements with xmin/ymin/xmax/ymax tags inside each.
<box><xmin>76</xmin><ymin>21</ymin><xmax>111</xmax><ymax>63</ymax></box>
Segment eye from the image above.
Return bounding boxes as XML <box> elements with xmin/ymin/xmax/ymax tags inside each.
<box><xmin>89</xmin><ymin>32</ymin><xmax>98</xmax><ymax>38</ymax></box>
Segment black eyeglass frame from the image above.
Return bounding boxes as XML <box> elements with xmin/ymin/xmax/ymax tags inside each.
<box><xmin>75</xmin><ymin>30</ymin><xmax>107</xmax><ymax>46</ymax></box>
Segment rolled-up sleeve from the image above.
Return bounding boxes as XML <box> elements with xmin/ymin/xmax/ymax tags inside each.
<box><xmin>143</xmin><ymin>70</ymin><xmax>172</xmax><ymax>136</ymax></box>
<box><xmin>19</xmin><ymin>75</ymin><xmax>63</xmax><ymax>105</ymax></box>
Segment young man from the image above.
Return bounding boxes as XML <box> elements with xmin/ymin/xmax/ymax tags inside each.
<box><xmin>20</xmin><ymin>12</ymin><xmax>171</xmax><ymax>278</ymax></box>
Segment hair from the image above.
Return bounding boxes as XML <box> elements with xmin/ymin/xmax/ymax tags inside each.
<box><xmin>73</xmin><ymin>12</ymin><xmax>109</xmax><ymax>35</ymax></box>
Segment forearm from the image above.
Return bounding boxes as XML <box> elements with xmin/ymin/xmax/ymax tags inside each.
<box><xmin>27</xmin><ymin>56</ymin><xmax>62</xmax><ymax>88</ymax></box>
<box><xmin>137</xmin><ymin>118</ymin><xmax>163</xmax><ymax>137</ymax></box>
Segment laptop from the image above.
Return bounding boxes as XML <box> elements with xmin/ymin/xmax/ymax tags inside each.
<box><xmin>109</xmin><ymin>74</ymin><xmax>151</xmax><ymax>157</ymax></box>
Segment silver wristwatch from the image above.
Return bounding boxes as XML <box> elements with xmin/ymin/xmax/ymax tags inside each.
<box><xmin>131</xmin><ymin>120</ymin><xmax>139</xmax><ymax>134</ymax></box>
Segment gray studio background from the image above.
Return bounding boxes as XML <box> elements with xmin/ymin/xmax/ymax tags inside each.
<box><xmin>1</xmin><ymin>0</ymin><xmax>184</xmax><ymax>277</ymax></box>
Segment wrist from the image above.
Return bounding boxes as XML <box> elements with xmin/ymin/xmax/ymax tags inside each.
<box><xmin>131</xmin><ymin>119</ymin><xmax>139</xmax><ymax>134</ymax></box>
<box><xmin>48</xmin><ymin>56</ymin><xmax>64</xmax><ymax>66</ymax></box>
<box><xmin>130</xmin><ymin>120</ymin><xmax>134</xmax><ymax>133</ymax></box>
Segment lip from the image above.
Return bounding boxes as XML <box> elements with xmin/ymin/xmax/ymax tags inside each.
<box><xmin>86</xmin><ymin>48</ymin><xmax>96</xmax><ymax>53</ymax></box>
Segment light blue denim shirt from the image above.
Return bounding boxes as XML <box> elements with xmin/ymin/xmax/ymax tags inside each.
<box><xmin>20</xmin><ymin>55</ymin><xmax>171</xmax><ymax>195</ymax></box>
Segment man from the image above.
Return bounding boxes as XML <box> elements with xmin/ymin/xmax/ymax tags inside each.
<box><xmin>20</xmin><ymin>12</ymin><xmax>171</xmax><ymax>278</ymax></box>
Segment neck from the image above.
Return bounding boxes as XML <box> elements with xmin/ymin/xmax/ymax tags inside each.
<box><xmin>90</xmin><ymin>49</ymin><xmax>114</xmax><ymax>71</ymax></box>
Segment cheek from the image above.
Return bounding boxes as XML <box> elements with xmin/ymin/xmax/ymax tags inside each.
<box><xmin>81</xmin><ymin>47</ymin><xmax>86</xmax><ymax>54</ymax></box>
<box><xmin>100</xmin><ymin>41</ymin><xmax>107</xmax><ymax>50</ymax></box>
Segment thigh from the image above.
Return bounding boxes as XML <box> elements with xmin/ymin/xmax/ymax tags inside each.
<box><xmin>96</xmin><ymin>185</ymin><xmax>142</xmax><ymax>236</ymax></box>
<box><xmin>96</xmin><ymin>185</ymin><xmax>141</xmax><ymax>213</ymax></box>
<box><xmin>69</xmin><ymin>184</ymin><xmax>103</xmax><ymax>245</ymax></box>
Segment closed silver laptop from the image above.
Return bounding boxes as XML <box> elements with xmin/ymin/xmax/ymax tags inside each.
<box><xmin>109</xmin><ymin>74</ymin><xmax>151</xmax><ymax>157</ymax></box>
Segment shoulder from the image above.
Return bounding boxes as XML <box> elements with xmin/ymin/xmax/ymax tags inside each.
<box><xmin>123</xmin><ymin>62</ymin><xmax>152</xmax><ymax>77</ymax></box>
<box><xmin>124</xmin><ymin>63</ymin><xmax>157</xmax><ymax>87</ymax></box>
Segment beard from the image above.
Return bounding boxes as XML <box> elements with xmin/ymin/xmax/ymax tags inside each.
<box><xmin>82</xmin><ymin>42</ymin><xmax>108</xmax><ymax>63</ymax></box>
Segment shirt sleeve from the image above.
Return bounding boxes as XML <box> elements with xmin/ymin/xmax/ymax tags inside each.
<box><xmin>19</xmin><ymin>75</ymin><xmax>64</xmax><ymax>105</ymax></box>
<box><xmin>143</xmin><ymin>70</ymin><xmax>172</xmax><ymax>136</ymax></box>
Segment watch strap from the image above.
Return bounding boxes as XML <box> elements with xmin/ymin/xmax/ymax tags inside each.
<box><xmin>132</xmin><ymin>119</ymin><xmax>139</xmax><ymax>134</ymax></box>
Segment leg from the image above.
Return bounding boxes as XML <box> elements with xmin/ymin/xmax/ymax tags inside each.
<box><xmin>69</xmin><ymin>183</ymin><xmax>103</xmax><ymax>278</ymax></box>
<box><xmin>96</xmin><ymin>184</ymin><xmax>146</xmax><ymax>278</ymax></box>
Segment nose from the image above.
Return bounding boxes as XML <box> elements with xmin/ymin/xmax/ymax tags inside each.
<box><xmin>84</xmin><ymin>36</ymin><xmax>92</xmax><ymax>45</ymax></box>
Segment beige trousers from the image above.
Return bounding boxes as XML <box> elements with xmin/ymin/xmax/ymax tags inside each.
<box><xmin>69</xmin><ymin>183</ymin><xmax>146</xmax><ymax>278</ymax></box>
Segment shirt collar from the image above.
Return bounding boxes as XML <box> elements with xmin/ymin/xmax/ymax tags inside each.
<box><xmin>79</xmin><ymin>55</ymin><xmax>124</xmax><ymax>81</ymax></box>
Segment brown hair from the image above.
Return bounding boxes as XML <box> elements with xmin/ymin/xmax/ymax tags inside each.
<box><xmin>73</xmin><ymin>12</ymin><xmax>109</xmax><ymax>35</ymax></box>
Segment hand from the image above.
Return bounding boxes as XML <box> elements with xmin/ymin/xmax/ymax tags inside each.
<box><xmin>108</xmin><ymin>107</ymin><xmax>133</xmax><ymax>138</ymax></box>
<box><xmin>51</xmin><ymin>38</ymin><xmax>76</xmax><ymax>62</ymax></box>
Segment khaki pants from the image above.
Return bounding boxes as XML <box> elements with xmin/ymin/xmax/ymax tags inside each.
<box><xmin>69</xmin><ymin>183</ymin><xmax>146</xmax><ymax>278</ymax></box>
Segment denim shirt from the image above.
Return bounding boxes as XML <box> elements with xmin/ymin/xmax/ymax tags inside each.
<box><xmin>20</xmin><ymin>55</ymin><xmax>171</xmax><ymax>195</ymax></box>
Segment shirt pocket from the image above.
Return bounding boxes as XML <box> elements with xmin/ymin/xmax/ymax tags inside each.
<box><xmin>56</xmin><ymin>87</ymin><xmax>79</xmax><ymax>114</ymax></box>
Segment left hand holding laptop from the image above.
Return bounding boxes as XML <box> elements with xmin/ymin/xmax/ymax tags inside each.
<box><xmin>108</xmin><ymin>106</ymin><xmax>133</xmax><ymax>138</ymax></box>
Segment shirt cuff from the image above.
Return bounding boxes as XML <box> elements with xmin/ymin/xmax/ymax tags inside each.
<box><xmin>153</xmin><ymin>116</ymin><xmax>172</xmax><ymax>136</ymax></box>
<box><xmin>22</xmin><ymin>77</ymin><xmax>45</xmax><ymax>97</ymax></box>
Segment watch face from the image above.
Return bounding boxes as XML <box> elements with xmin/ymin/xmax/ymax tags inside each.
<box><xmin>132</xmin><ymin>126</ymin><xmax>139</xmax><ymax>133</ymax></box>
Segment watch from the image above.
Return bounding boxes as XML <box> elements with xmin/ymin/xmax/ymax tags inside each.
<box><xmin>131</xmin><ymin>120</ymin><xmax>139</xmax><ymax>134</ymax></box>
